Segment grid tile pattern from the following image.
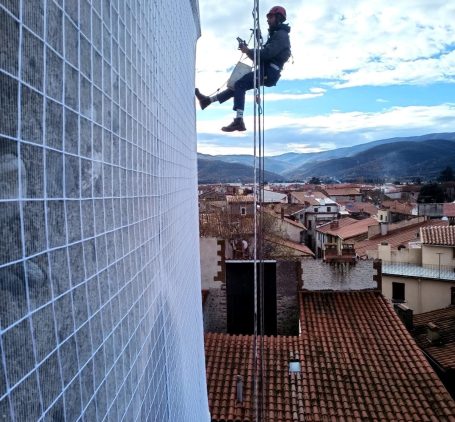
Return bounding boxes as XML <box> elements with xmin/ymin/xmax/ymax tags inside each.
<box><xmin>0</xmin><ymin>0</ymin><xmax>208</xmax><ymax>421</ymax></box>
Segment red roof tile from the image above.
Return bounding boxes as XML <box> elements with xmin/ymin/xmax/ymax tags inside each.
<box><xmin>413</xmin><ymin>306</ymin><xmax>455</xmax><ymax>371</ymax></box>
<box><xmin>317</xmin><ymin>216</ymin><xmax>377</xmax><ymax>240</ymax></box>
<box><xmin>381</xmin><ymin>200</ymin><xmax>416</xmax><ymax>215</ymax></box>
<box><xmin>421</xmin><ymin>225</ymin><xmax>455</xmax><ymax>246</ymax></box>
<box><xmin>338</xmin><ymin>201</ymin><xmax>379</xmax><ymax>216</ymax></box>
<box><xmin>205</xmin><ymin>291</ymin><xmax>455</xmax><ymax>421</ymax></box>
<box><xmin>324</xmin><ymin>187</ymin><xmax>362</xmax><ymax>197</ymax></box>
<box><xmin>316</xmin><ymin>217</ymin><xmax>358</xmax><ymax>234</ymax></box>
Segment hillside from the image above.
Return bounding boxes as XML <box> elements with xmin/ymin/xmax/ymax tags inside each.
<box><xmin>198</xmin><ymin>158</ymin><xmax>287</xmax><ymax>183</ymax></box>
<box><xmin>198</xmin><ymin>132</ymin><xmax>455</xmax><ymax>176</ymax></box>
<box><xmin>284</xmin><ymin>139</ymin><xmax>455</xmax><ymax>181</ymax></box>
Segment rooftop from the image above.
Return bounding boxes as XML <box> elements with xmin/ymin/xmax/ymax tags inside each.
<box><xmin>382</xmin><ymin>261</ymin><xmax>455</xmax><ymax>281</ymax></box>
<box><xmin>205</xmin><ymin>291</ymin><xmax>455</xmax><ymax>421</ymax></box>
<box><xmin>355</xmin><ymin>220</ymin><xmax>448</xmax><ymax>257</ymax></box>
<box><xmin>421</xmin><ymin>225</ymin><xmax>455</xmax><ymax>246</ymax></box>
<box><xmin>317</xmin><ymin>216</ymin><xmax>377</xmax><ymax>240</ymax></box>
<box><xmin>324</xmin><ymin>187</ymin><xmax>362</xmax><ymax>197</ymax></box>
<box><xmin>381</xmin><ymin>200</ymin><xmax>416</xmax><ymax>215</ymax></box>
<box><xmin>413</xmin><ymin>306</ymin><xmax>455</xmax><ymax>371</ymax></box>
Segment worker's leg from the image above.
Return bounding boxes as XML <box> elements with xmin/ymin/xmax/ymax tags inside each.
<box><xmin>232</xmin><ymin>71</ymin><xmax>255</xmax><ymax>111</ymax></box>
<box><xmin>216</xmin><ymin>88</ymin><xmax>235</xmax><ymax>104</ymax></box>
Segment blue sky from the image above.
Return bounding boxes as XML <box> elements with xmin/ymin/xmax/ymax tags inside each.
<box><xmin>195</xmin><ymin>0</ymin><xmax>455</xmax><ymax>156</ymax></box>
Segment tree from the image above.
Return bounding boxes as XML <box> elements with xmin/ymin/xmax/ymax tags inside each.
<box><xmin>309</xmin><ymin>176</ymin><xmax>321</xmax><ymax>185</ymax></box>
<box><xmin>417</xmin><ymin>183</ymin><xmax>445</xmax><ymax>203</ymax></box>
<box><xmin>438</xmin><ymin>166</ymin><xmax>455</xmax><ymax>182</ymax></box>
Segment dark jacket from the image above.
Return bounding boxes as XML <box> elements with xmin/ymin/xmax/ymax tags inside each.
<box><xmin>247</xmin><ymin>23</ymin><xmax>291</xmax><ymax>69</ymax></box>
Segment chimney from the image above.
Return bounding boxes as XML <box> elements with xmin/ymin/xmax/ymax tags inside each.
<box><xmin>330</xmin><ymin>220</ymin><xmax>339</xmax><ymax>229</ymax></box>
<box><xmin>373</xmin><ymin>259</ymin><xmax>382</xmax><ymax>291</ymax></box>
<box><xmin>394</xmin><ymin>303</ymin><xmax>413</xmax><ymax>330</ymax></box>
<box><xmin>236</xmin><ymin>375</ymin><xmax>243</xmax><ymax>403</ymax></box>
<box><xmin>426</xmin><ymin>322</ymin><xmax>442</xmax><ymax>345</ymax></box>
<box><xmin>380</xmin><ymin>223</ymin><xmax>388</xmax><ymax>236</ymax></box>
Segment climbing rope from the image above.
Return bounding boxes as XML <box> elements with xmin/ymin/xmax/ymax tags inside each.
<box><xmin>252</xmin><ymin>1</ymin><xmax>266</xmax><ymax>421</ymax></box>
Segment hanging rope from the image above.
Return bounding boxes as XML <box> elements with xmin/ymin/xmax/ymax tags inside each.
<box><xmin>252</xmin><ymin>1</ymin><xmax>266</xmax><ymax>421</ymax></box>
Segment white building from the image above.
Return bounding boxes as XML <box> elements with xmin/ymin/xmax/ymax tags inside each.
<box><xmin>0</xmin><ymin>1</ymin><xmax>209</xmax><ymax>421</ymax></box>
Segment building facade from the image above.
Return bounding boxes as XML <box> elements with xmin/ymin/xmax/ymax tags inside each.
<box><xmin>0</xmin><ymin>1</ymin><xmax>209</xmax><ymax>421</ymax></box>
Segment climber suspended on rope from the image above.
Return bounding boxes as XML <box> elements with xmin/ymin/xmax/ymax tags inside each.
<box><xmin>195</xmin><ymin>5</ymin><xmax>291</xmax><ymax>132</ymax></box>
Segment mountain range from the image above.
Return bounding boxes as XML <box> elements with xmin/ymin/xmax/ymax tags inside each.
<box><xmin>197</xmin><ymin>132</ymin><xmax>455</xmax><ymax>183</ymax></box>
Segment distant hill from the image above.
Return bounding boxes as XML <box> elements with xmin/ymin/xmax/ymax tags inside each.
<box><xmin>284</xmin><ymin>139</ymin><xmax>455</xmax><ymax>181</ymax></box>
<box><xmin>198</xmin><ymin>158</ymin><xmax>287</xmax><ymax>183</ymax></box>
<box><xmin>198</xmin><ymin>132</ymin><xmax>455</xmax><ymax>182</ymax></box>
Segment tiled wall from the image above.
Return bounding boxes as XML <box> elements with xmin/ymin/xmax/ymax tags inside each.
<box><xmin>0</xmin><ymin>1</ymin><xmax>209</xmax><ymax>421</ymax></box>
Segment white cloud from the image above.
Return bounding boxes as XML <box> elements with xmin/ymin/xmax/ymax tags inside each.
<box><xmin>196</xmin><ymin>0</ymin><xmax>455</xmax><ymax>88</ymax></box>
<box><xmin>197</xmin><ymin>103</ymin><xmax>455</xmax><ymax>155</ymax></box>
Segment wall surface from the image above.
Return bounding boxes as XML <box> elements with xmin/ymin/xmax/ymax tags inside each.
<box><xmin>302</xmin><ymin>259</ymin><xmax>377</xmax><ymax>291</ymax></box>
<box><xmin>0</xmin><ymin>1</ymin><xmax>209</xmax><ymax>421</ymax></box>
<box><xmin>382</xmin><ymin>275</ymin><xmax>455</xmax><ymax>313</ymax></box>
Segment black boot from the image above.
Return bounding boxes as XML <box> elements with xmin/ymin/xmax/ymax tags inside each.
<box><xmin>221</xmin><ymin>118</ymin><xmax>246</xmax><ymax>132</ymax></box>
<box><xmin>195</xmin><ymin>88</ymin><xmax>211</xmax><ymax>110</ymax></box>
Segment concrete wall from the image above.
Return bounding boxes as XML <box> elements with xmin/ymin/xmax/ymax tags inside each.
<box><xmin>382</xmin><ymin>275</ymin><xmax>455</xmax><ymax>313</ymax></box>
<box><xmin>302</xmin><ymin>259</ymin><xmax>377</xmax><ymax>290</ymax></box>
<box><xmin>422</xmin><ymin>245</ymin><xmax>455</xmax><ymax>267</ymax></box>
<box><xmin>378</xmin><ymin>243</ymin><xmax>422</xmax><ymax>264</ymax></box>
<box><xmin>0</xmin><ymin>1</ymin><xmax>208</xmax><ymax>421</ymax></box>
<box><xmin>200</xmin><ymin>238</ymin><xmax>222</xmax><ymax>289</ymax></box>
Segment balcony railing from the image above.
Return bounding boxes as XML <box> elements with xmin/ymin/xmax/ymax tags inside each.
<box><xmin>382</xmin><ymin>261</ymin><xmax>455</xmax><ymax>281</ymax></box>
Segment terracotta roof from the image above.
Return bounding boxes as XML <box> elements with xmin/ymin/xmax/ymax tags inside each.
<box><xmin>324</xmin><ymin>187</ymin><xmax>362</xmax><ymax>197</ymax></box>
<box><xmin>413</xmin><ymin>306</ymin><xmax>455</xmax><ymax>371</ymax></box>
<box><xmin>443</xmin><ymin>202</ymin><xmax>455</xmax><ymax>217</ymax></box>
<box><xmin>316</xmin><ymin>217</ymin><xmax>357</xmax><ymax>234</ymax></box>
<box><xmin>355</xmin><ymin>220</ymin><xmax>448</xmax><ymax>256</ymax></box>
<box><xmin>381</xmin><ymin>200</ymin><xmax>416</xmax><ymax>215</ymax></box>
<box><xmin>317</xmin><ymin>216</ymin><xmax>377</xmax><ymax>240</ymax></box>
<box><xmin>338</xmin><ymin>201</ymin><xmax>379</xmax><ymax>216</ymax></box>
<box><xmin>205</xmin><ymin>291</ymin><xmax>455</xmax><ymax>421</ymax></box>
<box><xmin>421</xmin><ymin>225</ymin><xmax>455</xmax><ymax>246</ymax></box>
<box><xmin>205</xmin><ymin>334</ymin><xmax>303</xmax><ymax>422</ymax></box>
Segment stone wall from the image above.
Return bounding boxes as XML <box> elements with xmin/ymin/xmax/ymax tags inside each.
<box><xmin>302</xmin><ymin>259</ymin><xmax>377</xmax><ymax>291</ymax></box>
<box><xmin>0</xmin><ymin>1</ymin><xmax>208</xmax><ymax>421</ymax></box>
<box><xmin>276</xmin><ymin>261</ymin><xmax>300</xmax><ymax>335</ymax></box>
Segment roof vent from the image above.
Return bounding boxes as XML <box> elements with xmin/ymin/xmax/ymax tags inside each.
<box><xmin>289</xmin><ymin>359</ymin><xmax>301</xmax><ymax>373</ymax></box>
<box><xmin>236</xmin><ymin>375</ymin><xmax>243</xmax><ymax>403</ymax></box>
<box><xmin>426</xmin><ymin>322</ymin><xmax>442</xmax><ymax>345</ymax></box>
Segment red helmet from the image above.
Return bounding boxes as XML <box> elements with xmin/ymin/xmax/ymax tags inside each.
<box><xmin>267</xmin><ymin>6</ymin><xmax>287</xmax><ymax>20</ymax></box>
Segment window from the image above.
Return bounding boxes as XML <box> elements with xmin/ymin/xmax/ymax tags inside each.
<box><xmin>451</xmin><ymin>287</ymin><xmax>455</xmax><ymax>306</ymax></box>
<box><xmin>327</xmin><ymin>207</ymin><xmax>331</xmax><ymax>212</ymax></box>
<box><xmin>453</xmin><ymin>247</ymin><xmax>455</xmax><ymax>259</ymax></box>
<box><xmin>392</xmin><ymin>282</ymin><xmax>405</xmax><ymax>303</ymax></box>
<box><xmin>241</xmin><ymin>207</ymin><xmax>246</xmax><ymax>215</ymax></box>
<box><xmin>307</xmin><ymin>220</ymin><xmax>312</xmax><ymax>229</ymax></box>
<box><xmin>314</xmin><ymin>207</ymin><xmax>318</xmax><ymax>213</ymax></box>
